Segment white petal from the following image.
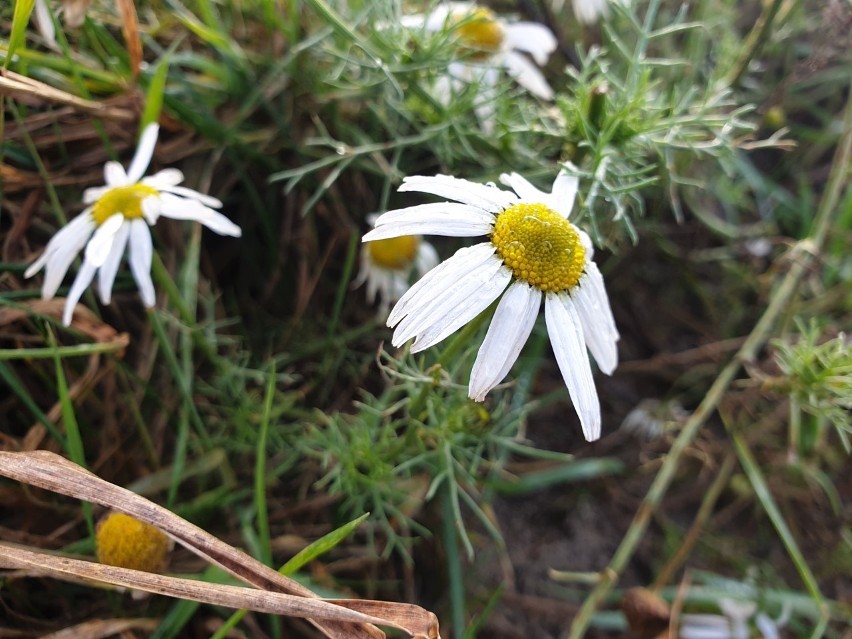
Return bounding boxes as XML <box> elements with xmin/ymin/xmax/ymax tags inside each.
<box><xmin>126</xmin><ymin>124</ymin><xmax>160</xmax><ymax>184</ymax></box>
<box><xmin>551</xmin><ymin>171</ymin><xmax>580</xmax><ymax>218</ymax></box>
<box><xmin>143</xmin><ymin>168</ymin><xmax>183</xmax><ymax>187</ymax></box>
<box><xmin>83</xmin><ymin>185</ymin><xmax>110</xmax><ymax>204</ymax></box>
<box><xmin>363</xmin><ymin>203</ymin><xmax>494</xmax><ymax>241</ymax></box>
<box><xmin>504</xmin><ymin>23</ymin><xmax>557</xmax><ymax>65</ymax></box>
<box><xmin>84</xmin><ymin>214</ymin><xmax>124</xmax><ymax>268</ymax></box>
<box><xmin>97</xmin><ymin>222</ymin><xmax>131</xmax><ymax>305</ymax></box>
<box><xmin>128</xmin><ymin>220</ymin><xmax>155</xmax><ymax>307</ymax></box>
<box><xmin>388</xmin><ymin>243</ymin><xmax>495</xmax><ymax>327</ymax></box>
<box><xmin>29</xmin><ymin>214</ymin><xmax>97</xmax><ymax>300</ymax></box>
<box><xmin>545</xmin><ymin>293</ymin><xmax>601</xmax><ymax>441</ymax></box>
<box><xmin>154</xmin><ymin>183</ymin><xmax>223</xmax><ymax>209</ymax></box>
<box><xmin>157</xmin><ymin>193</ymin><xmax>241</xmax><ymax>237</ymax></box>
<box><xmin>62</xmin><ymin>261</ymin><xmax>97</xmax><ymax>326</ymax></box>
<box><xmin>469</xmin><ymin>281</ymin><xmax>540</xmax><ymax>400</ymax></box>
<box><xmin>142</xmin><ymin>195</ymin><xmax>161</xmax><ymax>224</ymax></box>
<box><xmin>499</xmin><ymin>172</ymin><xmax>550</xmax><ymax>203</ymax></box>
<box><xmin>416</xmin><ymin>241</ymin><xmax>440</xmax><ymax>275</ymax></box>
<box><xmin>502</xmin><ymin>51</ymin><xmax>554</xmax><ymax>100</ymax></box>
<box><xmin>409</xmin><ymin>266</ymin><xmax>511</xmax><ymax>352</ymax></box>
<box><xmin>393</xmin><ymin>254</ymin><xmax>504</xmax><ymax>346</ymax></box>
<box><xmin>399</xmin><ymin>175</ymin><xmax>518</xmax><ymax>212</ymax></box>
<box><xmin>572</xmin><ymin>262</ymin><xmax>619</xmax><ymax>374</ymax></box>
<box><xmin>104</xmin><ymin>161</ymin><xmax>129</xmax><ymax>187</ymax></box>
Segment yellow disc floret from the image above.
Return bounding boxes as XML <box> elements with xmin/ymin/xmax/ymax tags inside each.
<box><xmin>96</xmin><ymin>512</ymin><xmax>170</xmax><ymax>572</ymax></box>
<box><xmin>367</xmin><ymin>235</ymin><xmax>420</xmax><ymax>270</ymax></box>
<box><xmin>452</xmin><ymin>7</ymin><xmax>504</xmax><ymax>56</ymax></box>
<box><xmin>91</xmin><ymin>184</ymin><xmax>159</xmax><ymax>226</ymax></box>
<box><xmin>491</xmin><ymin>203</ymin><xmax>586</xmax><ymax>292</ymax></box>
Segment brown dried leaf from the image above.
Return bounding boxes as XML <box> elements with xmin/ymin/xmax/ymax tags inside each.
<box><xmin>0</xmin><ymin>451</ymin><xmax>441</xmax><ymax>639</ymax></box>
<box><xmin>622</xmin><ymin>587</ymin><xmax>670</xmax><ymax>639</ymax></box>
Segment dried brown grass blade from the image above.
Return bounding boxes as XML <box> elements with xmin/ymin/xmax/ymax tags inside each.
<box><xmin>0</xmin><ymin>543</ymin><xmax>404</xmax><ymax>630</ymax></box>
<box><xmin>115</xmin><ymin>0</ymin><xmax>142</xmax><ymax>79</ymax></box>
<box><xmin>0</xmin><ymin>70</ymin><xmax>134</xmax><ymax>121</ymax></box>
<box><xmin>38</xmin><ymin>618</ymin><xmax>159</xmax><ymax>639</ymax></box>
<box><xmin>0</xmin><ymin>451</ymin><xmax>441</xmax><ymax>639</ymax></box>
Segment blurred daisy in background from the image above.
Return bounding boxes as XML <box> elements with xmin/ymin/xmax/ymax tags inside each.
<box><xmin>354</xmin><ymin>215</ymin><xmax>439</xmax><ymax>318</ymax></box>
<box><xmin>401</xmin><ymin>2</ymin><xmax>557</xmax><ymax>131</ymax></box>
<box><xmin>363</xmin><ymin>171</ymin><xmax>619</xmax><ymax>441</ymax></box>
<box><xmin>25</xmin><ymin>124</ymin><xmax>242</xmax><ymax>326</ymax></box>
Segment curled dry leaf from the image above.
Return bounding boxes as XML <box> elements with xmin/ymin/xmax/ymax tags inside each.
<box><xmin>0</xmin><ymin>450</ymin><xmax>441</xmax><ymax>639</ymax></box>
<box><xmin>38</xmin><ymin>617</ymin><xmax>159</xmax><ymax>639</ymax></box>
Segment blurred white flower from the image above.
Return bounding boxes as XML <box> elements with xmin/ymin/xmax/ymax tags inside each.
<box><xmin>354</xmin><ymin>216</ymin><xmax>439</xmax><ymax>318</ymax></box>
<box><xmin>402</xmin><ymin>2</ymin><xmax>557</xmax><ymax>130</ymax></box>
<box><xmin>363</xmin><ymin>171</ymin><xmax>619</xmax><ymax>441</ymax></box>
<box><xmin>572</xmin><ymin>0</ymin><xmax>612</xmax><ymax>24</ymax></box>
<box><xmin>680</xmin><ymin>597</ymin><xmax>791</xmax><ymax>639</ymax></box>
<box><xmin>32</xmin><ymin>0</ymin><xmax>94</xmax><ymax>49</ymax></box>
<box><xmin>25</xmin><ymin>124</ymin><xmax>241</xmax><ymax>326</ymax></box>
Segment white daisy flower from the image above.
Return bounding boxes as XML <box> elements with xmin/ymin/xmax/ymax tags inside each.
<box><xmin>354</xmin><ymin>215</ymin><xmax>439</xmax><ymax>318</ymax></box>
<box><xmin>402</xmin><ymin>2</ymin><xmax>557</xmax><ymax>129</ymax></box>
<box><xmin>25</xmin><ymin>124</ymin><xmax>241</xmax><ymax>326</ymax></box>
<box><xmin>362</xmin><ymin>171</ymin><xmax>619</xmax><ymax>441</ymax></box>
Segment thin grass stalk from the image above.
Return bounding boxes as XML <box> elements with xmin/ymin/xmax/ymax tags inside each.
<box><xmin>48</xmin><ymin>328</ymin><xmax>94</xmax><ymax>535</ymax></box>
<box><xmin>566</xmin><ymin>84</ymin><xmax>852</xmax><ymax>639</ymax></box>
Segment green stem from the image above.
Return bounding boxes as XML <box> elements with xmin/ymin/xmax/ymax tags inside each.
<box><xmin>566</xmin><ymin>85</ymin><xmax>852</xmax><ymax>639</ymax></box>
<box><xmin>441</xmin><ymin>464</ymin><xmax>467</xmax><ymax>636</ymax></box>
<box><xmin>722</xmin><ymin>0</ymin><xmax>788</xmax><ymax>87</ymax></box>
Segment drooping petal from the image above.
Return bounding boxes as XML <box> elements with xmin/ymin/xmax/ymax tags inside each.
<box><xmin>156</xmin><ymin>193</ymin><xmax>241</xmax><ymax>237</ymax></box>
<box><xmin>84</xmin><ymin>214</ymin><xmax>124</xmax><ymax>268</ymax></box>
<box><xmin>471</xmin><ymin>65</ymin><xmax>500</xmax><ymax>134</ymax></box>
<box><xmin>550</xmin><ymin>171</ymin><xmax>580</xmax><ymax>218</ymax></box>
<box><xmin>36</xmin><ymin>215</ymin><xmax>97</xmax><ymax>299</ymax></box>
<box><xmin>62</xmin><ymin>261</ymin><xmax>97</xmax><ymax>326</ymax></box>
<box><xmin>33</xmin><ymin>0</ymin><xmax>58</xmax><ymax>50</ymax></box>
<box><xmin>143</xmin><ymin>168</ymin><xmax>183</xmax><ymax>187</ymax></box>
<box><xmin>469</xmin><ymin>281</ymin><xmax>541</xmax><ymax>400</ymax></box>
<box><xmin>499</xmin><ymin>172</ymin><xmax>551</xmax><ymax>204</ymax></box>
<box><xmin>409</xmin><ymin>266</ymin><xmax>511</xmax><ymax>352</ymax></box>
<box><xmin>25</xmin><ymin>211</ymin><xmax>94</xmax><ymax>278</ymax></box>
<box><xmin>393</xmin><ymin>254</ymin><xmax>504</xmax><ymax>346</ymax></box>
<box><xmin>97</xmin><ymin>222</ymin><xmax>131</xmax><ymax>305</ymax></box>
<box><xmin>504</xmin><ymin>22</ymin><xmax>557</xmax><ymax>65</ymax></box>
<box><xmin>152</xmin><ymin>183</ymin><xmax>223</xmax><ymax>209</ymax></box>
<box><xmin>126</xmin><ymin>124</ymin><xmax>160</xmax><ymax>184</ymax></box>
<box><xmin>142</xmin><ymin>195</ymin><xmax>161</xmax><ymax>225</ymax></box>
<box><xmin>128</xmin><ymin>220</ymin><xmax>155</xmax><ymax>307</ymax></box>
<box><xmin>364</xmin><ymin>203</ymin><xmax>494</xmax><ymax>241</ymax></box>
<box><xmin>572</xmin><ymin>262</ymin><xmax>619</xmax><ymax>374</ymax></box>
<box><xmin>502</xmin><ymin>51</ymin><xmax>554</xmax><ymax>100</ymax></box>
<box><xmin>399</xmin><ymin>175</ymin><xmax>518</xmax><ymax>212</ymax></box>
<box><xmin>104</xmin><ymin>161</ymin><xmax>129</xmax><ymax>187</ymax></box>
<box><xmin>388</xmin><ymin>243</ymin><xmax>496</xmax><ymax>328</ymax></box>
<box><xmin>545</xmin><ymin>293</ymin><xmax>601</xmax><ymax>441</ymax></box>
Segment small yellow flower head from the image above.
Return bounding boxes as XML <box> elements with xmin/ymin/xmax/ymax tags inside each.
<box><xmin>96</xmin><ymin>512</ymin><xmax>170</xmax><ymax>573</ymax></box>
<box><xmin>91</xmin><ymin>184</ymin><xmax>159</xmax><ymax>225</ymax></box>
<box><xmin>452</xmin><ymin>7</ymin><xmax>504</xmax><ymax>56</ymax></box>
<box><xmin>367</xmin><ymin>235</ymin><xmax>421</xmax><ymax>270</ymax></box>
<box><xmin>491</xmin><ymin>202</ymin><xmax>586</xmax><ymax>292</ymax></box>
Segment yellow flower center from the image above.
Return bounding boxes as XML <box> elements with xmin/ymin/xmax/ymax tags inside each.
<box><xmin>96</xmin><ymin>512</ymin><xmax>170</xmax><ymax>573</ymax></box>
<box><xmin>452</xmin><ymin>7</ymin><xmax>504</xmax><ymax>56</ymax></box>
<box><xmin>91</xmin><ymin>184</ymin><xmax>159</xmax><ymax>225</ymax></box>
<box><xmin>368</xmin><ymin>235</ymin><xmax>420</xmax><ymax>270</ymax></box>
<box><xmin>491</xmin><ymin>203</ymin><xmax>586</xmax><ymax>292</ymax></box>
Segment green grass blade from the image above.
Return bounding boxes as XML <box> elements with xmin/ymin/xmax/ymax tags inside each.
<box><xmin>6</xmin><ymin>0</ymin><xmax>36</xmax><ymax>68</ymax></box>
